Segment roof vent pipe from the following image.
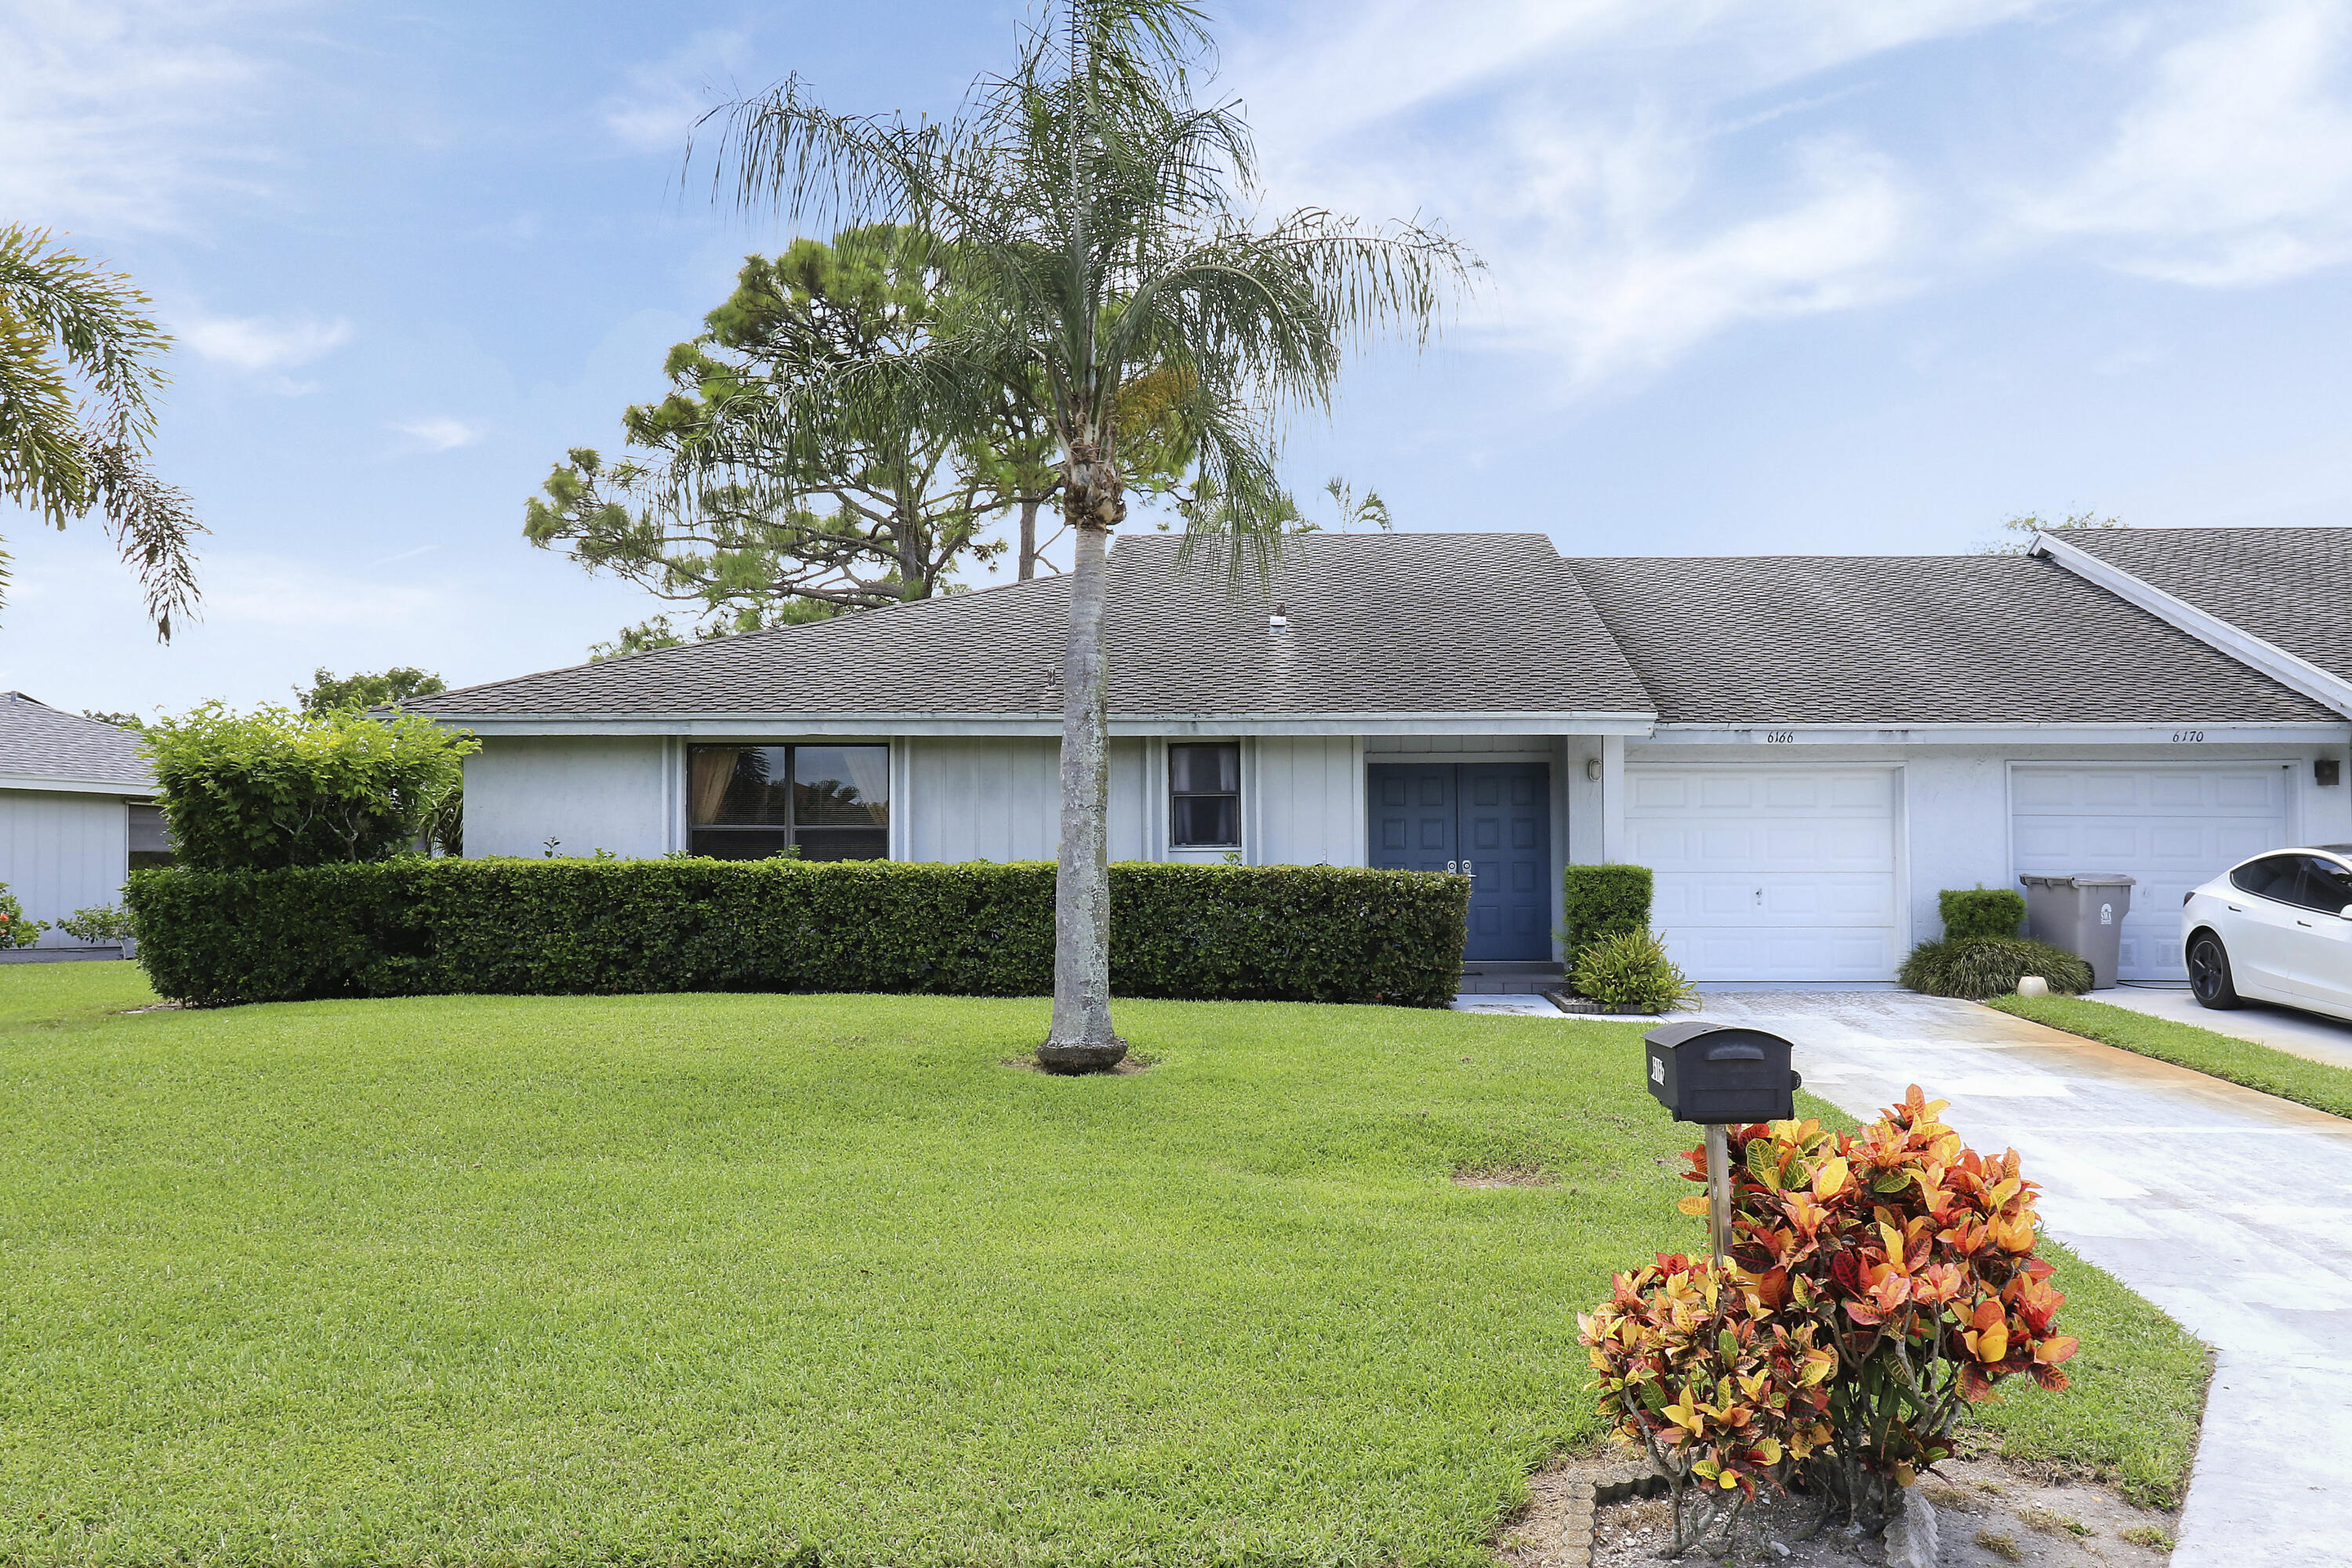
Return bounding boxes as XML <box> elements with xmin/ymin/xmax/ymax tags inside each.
<box><xmin>1269</xmin><ymin>601</ymin><xmax>1289</xmax><ymax>629</ymax></box>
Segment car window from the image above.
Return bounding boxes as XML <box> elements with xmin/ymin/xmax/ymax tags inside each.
<box><xmin>2231</xmin><ymin>855</ymin><xmax>2307</xmax><ymax>902</ymax></box>
<box><xmin>2299</xmin><ymin>856</ymin><xmax>2352</xmax><ymax>915</ymax></box>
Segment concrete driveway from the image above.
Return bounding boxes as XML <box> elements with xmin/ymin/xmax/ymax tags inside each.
<box><xmin>1681</xmin><ymin>991</ymin><xmax>2352</xmax><ymax>1567</ymax></box>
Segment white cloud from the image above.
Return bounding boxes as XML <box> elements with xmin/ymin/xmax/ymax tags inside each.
<box><xmin>0</xmin><ymin>1</ymin><xmax>292</xmax><ymax>232</ymax></box>
<box><xmin>180</xmin><ymin>313</ymin><xmax>352</xmax><ymax>374</ymax></box>
<box><xmin>2020</xmin><ymin>0</ymin><xmax>2352</xmax><ymax>286</ymax></box>
<box><xmin>1506</xmin><ymin>136</ymin><xmax>1917</xmax><ymax>381</ymax></box>
<box><xmin>390</xmin><ymin>417</ymin><xmax>481</xmax><ymax>452</ymax></box>
<box><xmin>601</xmin><ymin>30</ymin><xmax>749</xmax><ymax>154</ymax></box>
<box><xmin>1229</xmin><ymin>1</ymin><xmax>2005</xmax><ymax>387</ymax></box>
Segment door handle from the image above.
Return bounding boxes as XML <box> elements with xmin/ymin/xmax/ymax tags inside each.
<box><xmin>2227</xmin><ymin>904</ymin><xmax>2245</xmax><ymax>913</ymax></box>
<box><xmin>2299</xmin><ymin>919</ymin><xmax>2315</xmax><ymax>928</ymax></box>
<box><xmin>1462</xmin><ymin>859</ymin><xmax>1475</xmax><ymax>877</ymax></box>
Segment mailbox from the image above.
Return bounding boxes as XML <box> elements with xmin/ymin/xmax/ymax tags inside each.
<box><xmin>1643</xmin><ymin>1021</ymin><xmax>1802</xmax><ymax>1124</ymax></box>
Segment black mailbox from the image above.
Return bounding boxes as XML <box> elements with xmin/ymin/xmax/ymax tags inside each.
<box><xmin>1643</xmin><ymin>1022</ymin><xmax>1802</xmax><ymax>1123</ymax></box>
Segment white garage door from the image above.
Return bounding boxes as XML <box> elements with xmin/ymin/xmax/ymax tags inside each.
<box><xmin>1628</xmin><ymin>766</ymin><xmax>1901</xmax><ymax>983</ymax></box>
<box><xmin>2011</xmin><ymin>764</ymin><xmax>2292</xmax><ymax>982</ymax></box>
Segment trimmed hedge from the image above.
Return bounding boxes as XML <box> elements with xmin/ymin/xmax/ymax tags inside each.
<box><xmin>1938</xmin><ymin>886</ymin><xmax>2026</xmax><ymax>942</ymax></box>
<box><xmin>125</xmin><ymin>857</ymin><xmax>1471</xmax><ymax>1008</ymax></box>
<box><xmin>1562</xmin><ymin>863</ymin><xmax>1653</xmax><ymax>966</ymax></box>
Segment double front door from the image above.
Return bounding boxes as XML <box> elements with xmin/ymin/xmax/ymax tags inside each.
<box><xmin>1367</xmin><ymin>763</ymin><xmax>1552</xmax><ymax>961</ymax></box>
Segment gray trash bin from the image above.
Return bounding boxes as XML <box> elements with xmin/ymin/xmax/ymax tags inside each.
<box><xmin>2018</xmin><ymin>873</ymin><xmax>2136</xmax><ymax>989</ymax></box>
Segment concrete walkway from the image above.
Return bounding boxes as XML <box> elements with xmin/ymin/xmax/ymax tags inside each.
<box><xmin>1684</xmin><ymin>990</ymin><xmax>2352</xmax><ymax>1567</ymax></box>
<box><xmin>2100</xmin><ymin>982</ymin><xmax>2352</xmax><ymax>1072</ymax></box>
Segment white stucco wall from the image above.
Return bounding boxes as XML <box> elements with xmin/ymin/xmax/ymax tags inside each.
<box><xmin>0</xmin><ymin>789</ymin><xmax>131</xmax><ymax>942</ymax></box>
<box><xmin>463</xmin><ymin>736</ymin><xmax>677</xmax><ymax>860</ymax></box>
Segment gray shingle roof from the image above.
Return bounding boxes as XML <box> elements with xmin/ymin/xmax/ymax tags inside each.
<box><xmin>0</xmin><ymin>693</ymin><xmax>152</xmax><ymax>786</ymax></box>
<box><xmin>2055</xmin><ymin>525</ymin><xmax>2352</xmax><ymax>681</ymax></box>
<box><xmin>1563</xmin><ymin>553</ymin><xmax>2335</xmax><ymax>725</ymax></box>
<box><xmin>411</xmin><ymin>531</ymin><xmax>1659</xmax><ymax>720</ymax></box>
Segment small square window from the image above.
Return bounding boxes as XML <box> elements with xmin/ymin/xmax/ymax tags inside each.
<box><xmin>1169</xmin><ymin>742</ymin><xmax>1240</xmax><ymax>848</ymax></box>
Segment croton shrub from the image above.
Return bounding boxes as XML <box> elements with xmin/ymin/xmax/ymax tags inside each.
<box><xmin>1579</xmin><ymin>1087</ymin><xmax>2078</xmax><ymax>1549</ymax></box>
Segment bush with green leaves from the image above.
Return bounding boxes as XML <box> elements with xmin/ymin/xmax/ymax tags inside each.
<box><xmin>1571</xmin><ymin>926</ymin><xmax>1697</xmax><ymax>1014</ymax></box>
<box><xmin>1562</xmin><ymin>864</ymin><xmax>1653</xmax><ymax>967</ymax></box>
<box><xmin>143</xmin><ymin>702</ymin><xmax>477</xmax><ymax>871</ymax></box>
<box><xmin>1900</xmin><ymin>937</ymin><xmax>2092</xmax><ymax>1000</ymax></box>
<box><xmin>56</xmin><ymin>905</ymin><xmax>134</xmax><ymax>945</ymax></box>
<box><xmin>0</xmin><ymin>884</ymin><xmax>46</xmax><ymax>948</ymax></box>
<box><xmin>1940</xmin><ymin>887</ymin><xmax>2027</xmax><ymax>941</ymax></box>
<box><xmin>125</xmin><ymin>858</ymin><xmax>1470</xmax><ymax>1007</ymax></box>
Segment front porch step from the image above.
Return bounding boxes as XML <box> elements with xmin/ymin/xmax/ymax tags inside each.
<box><xmin>1457</xmin><ymin>963</ymin><xmax>1564</xmax><ymax>996</ymax></box>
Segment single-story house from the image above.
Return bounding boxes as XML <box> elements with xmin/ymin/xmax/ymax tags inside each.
<box><xmin>0</xmin><ymin>694</ymin><xmax>166</xmax><ymax>946</ymax></box>
<box><xmin>407</xmin><ymin>526</ymin><xmax>2352</xmax><ymax>986</ymax></box>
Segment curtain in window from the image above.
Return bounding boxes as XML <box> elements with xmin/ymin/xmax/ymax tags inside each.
<box><xmin>690</xmin><ymin>748</ymin><xmax>742</xmax><ymax>826</ymax></box>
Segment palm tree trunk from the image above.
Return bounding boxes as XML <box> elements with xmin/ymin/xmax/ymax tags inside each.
<box><xmin>1038</xmin><ymin>519</ymin><xmax>1124</xmax><ymax>1071</ymax></box>
<box><xmin>1018</xmin><ymin>495</ymin><xmax>1040</xmax><ymax>580</ymax></box>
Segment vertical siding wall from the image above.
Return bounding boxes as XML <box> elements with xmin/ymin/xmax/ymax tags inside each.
<box><xmin>0</xmin><ymin>789</ymin><xmax>129</xmax><ymax>942</ymax></box>
<box><xmin>902</xmin><ymin>737</ymin><xmax>1147</xmax><ymax>862</ymax></box>
<box><xmin>1253</xmin><ymin>736</ymin><xmax>1364</xmax><ymax>865</ymax></box>
<box><xmin>905</xmin><ymin>737</ymin><xmax>1058</xmax><ymax>862</ymax></box>
<box><xmin>463</xmin><ymin>737</ymin><xmax>677</xmax><ymax>860</ymax></box>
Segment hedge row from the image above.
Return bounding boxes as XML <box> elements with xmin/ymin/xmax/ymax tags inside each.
<box><xmin>125</xmin><ymin>858</ymin><xmax>1472</xmax><ymax>1008</ymax></box>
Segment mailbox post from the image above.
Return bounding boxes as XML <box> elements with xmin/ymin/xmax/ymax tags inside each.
<box><xmin>1644</xmin><ymin>1022</ymin><xmax>1803</xmax><ymax>1265</ymax></box>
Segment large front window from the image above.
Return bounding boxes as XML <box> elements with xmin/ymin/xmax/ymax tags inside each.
<box><xmin>688</xmin><ymin>744</ymin><xmax>890</xmax><ymax>860</ymax></box>
<box><xmin>1168</xmin><ymin>742</ymin><xmax>1240</xmax><ymax>848</ymax></box>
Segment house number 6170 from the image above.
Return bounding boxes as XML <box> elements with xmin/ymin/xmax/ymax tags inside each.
<box><xmin>2171</xmin><ymin>730</ymin><xmax>2206</xmax><ymax>742</ymax></box>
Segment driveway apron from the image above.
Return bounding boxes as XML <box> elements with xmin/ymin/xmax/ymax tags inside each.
<box><xmin>1685</xmin><ymin>990</ymin><xmax>2352</xmax><ymax>1568</ymax></box>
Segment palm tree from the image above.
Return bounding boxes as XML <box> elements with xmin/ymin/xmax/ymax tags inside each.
<box><xmin>702</xmin><ymin>0</ymin><xmax>1474</xmax><ymax>1070</ymax></box>
<box><xmin>0</xmin><ymin>224</ymin><xmax>202</xmax><ymax>639</ymax></box>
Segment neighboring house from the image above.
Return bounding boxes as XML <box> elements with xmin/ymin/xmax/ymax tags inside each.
<box><xmin>408</xmin><ymin>527</ymin><xmax>2352</xmax><ymax>985</ymax></box>
<box><xmin>0</xmin><ymin>695</ymin><xmax>164</xmax><ymax>944</ymax></box>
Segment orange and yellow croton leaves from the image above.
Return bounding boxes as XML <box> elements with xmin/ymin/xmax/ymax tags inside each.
<box><xmin>1582</xmin><ymin>1086</ymin><xmax>2082</xmax><ymax>1500</ymax></box>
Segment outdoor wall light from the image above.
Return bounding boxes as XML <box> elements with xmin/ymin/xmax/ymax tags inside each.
<box><xmin>1585</xmin><ymin>757</ymin><xmax>1602</xmax><ymax>782</ymax></box>
<box><xmin>2321</xmin><ymin>757</ymin><xmax>2343</xmax><ymax>787</ymax></box>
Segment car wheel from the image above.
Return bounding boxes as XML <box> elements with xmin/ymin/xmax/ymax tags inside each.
<box><xmin>2188</xmin><ymin>932</ymin><xmax>2241</xmax><ymax>1009</ymax></box>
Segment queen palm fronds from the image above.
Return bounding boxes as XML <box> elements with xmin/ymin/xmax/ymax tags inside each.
<box><xmin>698</xmin><ymin>0</ymin><xmax>1477</xmax><ymax>1065</ymax></box>
<box><xmin>0</xmin><ymin>223</ymin><xmax>203</xmax><ymax>641</ymax></box>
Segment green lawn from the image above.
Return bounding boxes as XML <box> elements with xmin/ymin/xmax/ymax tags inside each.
<box><xmin>2</xmin><ymin>965</ymin><xmax>2205</xmax><ymax>1565</ymax></box>
<box><xmin>1990</xmin><ymin>992</ymin><xmax>2352</xmax><ymax>1120</ymax></box>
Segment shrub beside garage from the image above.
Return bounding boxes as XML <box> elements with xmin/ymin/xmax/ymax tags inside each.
<box><xmin>125</xmin><ymin>858</ymin><xmax>1472</xmax><ymax>1008</ymax></box>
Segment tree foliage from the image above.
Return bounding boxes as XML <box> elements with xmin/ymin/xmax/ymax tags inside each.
<box><xmin>700</xmin><ymin>0</ymin><xmax>1474</xmax><ymax>1065</ymax></box>
<box><xmin>1976</xmin><ymin>511</ymin><xmax>2123</xmax><ymax>555</ymax></box>
<box><xmin>143</xmin><ymin>702</ymin><xmax>477</xmax><ymax>871</ymax></box>
<box><xmin>0</xmin><ymin>224</ymin><xmax>203</xmax><ymax>639</ymax></box>
<box><xmin>527</xmin><ymin>228</ymin><xmax>1195</xmax><ymax>651</ymax></box>
<box><xmin>296</xmin><ymin>666</ymin><xmax>448</xmax><ymax>715</ymax></box>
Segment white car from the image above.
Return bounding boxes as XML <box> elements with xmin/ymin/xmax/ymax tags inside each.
<box><xmin>2183</xmin><ymin>846</ymin><xmax>2352</xmax><ymax>1019</ymax></box>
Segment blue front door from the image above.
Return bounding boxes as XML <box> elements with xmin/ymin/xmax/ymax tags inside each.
<box><xmin>1368</xmin><ymin>762</ymin><xmax>1552</xmax><ymax>961</ymax></box>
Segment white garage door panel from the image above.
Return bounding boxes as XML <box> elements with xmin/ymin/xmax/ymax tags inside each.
<box><xmin>2010</xmin><ymin>764</ymin><xmax>2291</xmax><ymax>982</ymax></box>
<box><xmin>1631</xmin><ymin>766</ymin><xmax>1900</xmax><ymax>983</ymax></box>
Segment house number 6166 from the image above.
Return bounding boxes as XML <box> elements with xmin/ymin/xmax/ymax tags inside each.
<box><xmin>1761</xmin><ymin>731</ymin><xmax>1798</xmax><ymax>744</ymax></box>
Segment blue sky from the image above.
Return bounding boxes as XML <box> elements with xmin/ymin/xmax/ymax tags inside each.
<box><xmin>7</xmin><ymin>0</ymin><xmax>2352</xmax><ymax>715</ymax></box>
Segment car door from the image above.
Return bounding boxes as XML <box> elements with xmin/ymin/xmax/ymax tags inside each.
<box><xmin>2220</xmin><ymin>855</ymin><xmax>2307</xmax><ymax>1000</ymax></box>
<box><xmin>2285</xmin><ymin>855</ymin><xmax>2352</xmax><ymax>1015</ymax></box>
